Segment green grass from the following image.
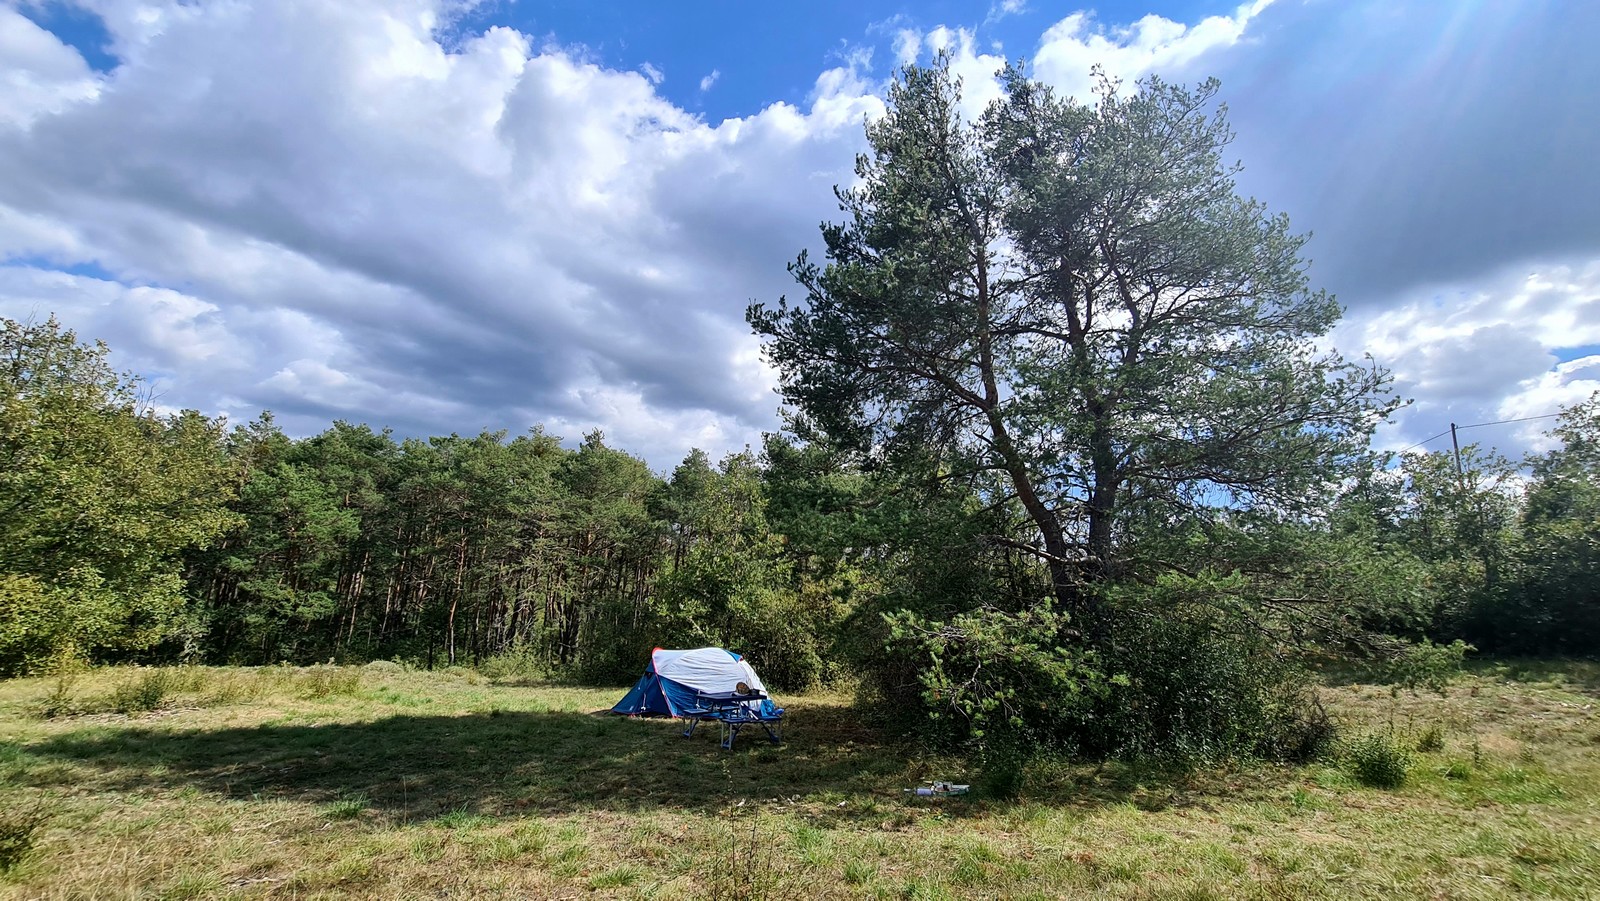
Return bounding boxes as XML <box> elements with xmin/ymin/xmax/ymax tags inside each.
<box><xmin>0</xmin><ymin>661</ymin><xmax>1597</xmax><ymax>898</ymax></box>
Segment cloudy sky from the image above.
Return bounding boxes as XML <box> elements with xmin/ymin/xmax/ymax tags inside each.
<box><xmin>2</xmin><ymin>0</ymin><xmax>1597</xmax><ymax>469</ymax></box>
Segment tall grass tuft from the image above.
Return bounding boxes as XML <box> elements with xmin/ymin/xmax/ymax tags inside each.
<box><xmin>33</xmin><ymin>653</ymin><xmax>85</xmax><ymax>719</ymax></box>
<box><xmin>298</xmin><ymin>665</ymin><xmax>362</xmax><ymax>699</ymax></box>
<box><xmin>321</xmin><ymin>793</ymin><xmax>369</xmax><ymax>820</ymax></box>
<box><xmin>108</xmin><ymin>668</ymin><xmax>174</xmax><ymax>713</ymax></box>
<box><xmin>842</xmin><ymin>857</ymin><xmax>876</xmax><ymax>886</ymax></box>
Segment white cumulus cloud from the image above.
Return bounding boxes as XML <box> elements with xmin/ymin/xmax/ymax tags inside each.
<box><xmin>0</xmin><ymin>0</ymin><xmax>1594</xmax><ymax>473</ymax></box>
<box><xmin>1342</xmin><ymin>260</ymin><xmax>1600</xmax><ymax>455</ymax></box>
<box><xmin>0</xmin><ymin>0</ymin><xmax>885</xmax><ymax>465</ymax></box>
<box><xmin>1031</xmin><ymin>0</ymin><xmax>1272</xmax><ymax>100</ymax></box>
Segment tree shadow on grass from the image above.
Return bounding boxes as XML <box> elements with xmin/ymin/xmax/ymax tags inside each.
<box><xmin>22</xmin><ymin>701</ymin><xmax>927</xmax><ymax>824</ymax></box>
<box><xmin>20</xmin><ymin>699</ymin><xmax>1315</xmax><ymax>826</ymax></box>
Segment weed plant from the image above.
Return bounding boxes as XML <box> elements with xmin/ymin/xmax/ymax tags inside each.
<box><xmin>706</xmin><ymin>809</ymin><xmax>783</xmax><ymax>900</ymax></box>
<box><xmin>1414</xmin><ymin>722</ymin><xmax>1446</xmax><ymax>753</ymax></box>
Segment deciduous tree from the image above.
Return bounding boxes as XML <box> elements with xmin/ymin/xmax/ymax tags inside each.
<box><xmin>0</xmin><ymin>316</ymin><xmax>236</xmax><ymax>674</ymax></box>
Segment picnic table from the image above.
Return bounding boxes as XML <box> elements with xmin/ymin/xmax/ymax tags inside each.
<box><xmin>680</xmin><ymin>689</ymin><xmax>784</xmax><ymax>749</ymax></box>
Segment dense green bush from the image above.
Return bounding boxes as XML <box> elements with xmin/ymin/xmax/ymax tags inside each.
<box><xmin>882</xmin><ymin>581</ymin><xmax>1329</xmax><ymax>765</ymax></box>
<box><xmin>885</xmin><ymin>602</ymin><xmax>1109</xmax><ymax>754</ymax></box>
<box><xmin>1346</xmin><ymin>732</ymin><xmax>1412</xmax><ymax>788</ymax></box>
<box><xmin>974</xmin><ymin>741</ymin><xmax>1028</xmax><ymax>800</ymax></box>
<box><xmin>1381</xmin><ymin>639</ymin><xmax>1472</xmax><ymax>693</ymax></box>
<box><xmin>1084</xmin><ymin>603</ymin><xmax>1326</xmax><ymax>762</ymax></box>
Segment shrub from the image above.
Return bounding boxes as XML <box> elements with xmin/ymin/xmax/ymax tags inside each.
<box><xmin>1086</xmin><ymin>604</ymin><xmax>1323</xmax><ymax>763</ymax></box>
<box><xmin>975</xmin><ymin>741</ymin><xmax>1028</xmax><ymax>800</ymax></box>
<box><xmin>1346</xmin><ymin>732</ymin><xmax>1412</xmax><ymax>788</ymax></box>
<box><xmin>1382</xmin><ymin>639</ymin><xmax>1472</xmax><ymax>693</ymax></box>
<box><xmin>1270</xmin><ymin>693</ymin><xmax>1341</xmax><ymax>763</ymax></box>
<box><xmin>881</xmin><ymin>582</ymin><xmax>1331</xmax><ymax>765</ymax></box>
<box><xmin>884</xmin><ymin>602</ymin><xmax>1108</xmax><ymax>757</ymax></box>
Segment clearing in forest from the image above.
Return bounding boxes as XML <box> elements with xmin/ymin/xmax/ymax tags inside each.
<box><xmin>1</xmin><ymin>662</ymin><xmax>1597</xmax><ymax>899</ymax></box>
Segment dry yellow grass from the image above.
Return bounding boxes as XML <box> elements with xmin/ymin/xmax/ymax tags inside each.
<box><xmin>1</xmin><ymin>660</ymin><xmax>1596</xmax><ymax>899</ymax></box>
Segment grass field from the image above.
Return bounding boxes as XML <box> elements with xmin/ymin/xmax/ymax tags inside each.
<box><xmin>1</xmin><ymin>661</ymin><xmax>1597</xmax><ymax>899</ymax></box>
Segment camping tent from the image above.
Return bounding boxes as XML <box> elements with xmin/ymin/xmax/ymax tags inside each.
<box><xmin>611</xmin><ymin>647</ymin><xmax>777</xmax><ymax>717</ymax></box>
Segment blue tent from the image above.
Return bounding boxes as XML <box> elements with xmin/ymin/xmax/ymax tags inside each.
<box><xmin>612</xmin><ymin>647</ymin><xmax>777</xmax><ymax>717</ymax></box>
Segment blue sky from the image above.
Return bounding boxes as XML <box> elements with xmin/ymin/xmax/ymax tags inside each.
<box><xmin>466</xmin><ymin>0</ymin><xmax>1241</xmax><ymax>120</ymax></box>
<box><xmin>2</xmin><ymin>0</ymin><xmax>1598</xmax><ymax>467</ymax></box>
<box><xmin>20</xmin><ymin>0</ymin><xmax>1248</xmax><ymax>117</ymax></box>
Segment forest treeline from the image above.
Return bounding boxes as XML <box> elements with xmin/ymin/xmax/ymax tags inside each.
<box><xmin>5</xmin><ymin>60</ymin><xmax>1598</xmax><ymax>762</ymax></box>
<box><xmin>0</xmin><ymin>316</ymin><xmax>840</xmax><ymax>684</ymax></box>
<box><xmin>5</xmin><ymin>311</ymin><xmax>1597</xmax><ymax>679</ymax></box>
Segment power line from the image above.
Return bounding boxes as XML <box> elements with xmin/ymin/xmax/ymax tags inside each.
<box><xmin>1453</xmin><ymin>412</ymin><xmax>1563</xmax><ymax>431</ymax></box>
<box><xmin>1396</xmin><ymin>412</ymin><xmax>1563</xmax><ymax>454</ymax></box>
<box><xmin>1398</xmin><ymin>429</ymin><xmax>1453</xmax><ymax>454</ymax></box>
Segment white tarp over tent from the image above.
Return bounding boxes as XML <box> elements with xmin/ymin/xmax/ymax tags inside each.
<box><xmin>611</xmin><ymin>647</ymin><xmax>772</xmax><ymax>717</ymax></box>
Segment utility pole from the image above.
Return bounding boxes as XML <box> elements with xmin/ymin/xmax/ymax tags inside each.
<box><xmin>1450</xmin><ymin>423</ymin><xmax>1466</xmax><ymax>491</ymax></box>
<box><xmin>1450</xmin><ymin>421</ymin><xmax>1496</xmax><ymax>586</ymax></box>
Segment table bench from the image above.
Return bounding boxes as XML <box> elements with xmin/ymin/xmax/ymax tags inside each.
<box><xmin>680</xmin><ymin>690</ymin><xmax>784</xmax><ymax>749</ymax></box>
